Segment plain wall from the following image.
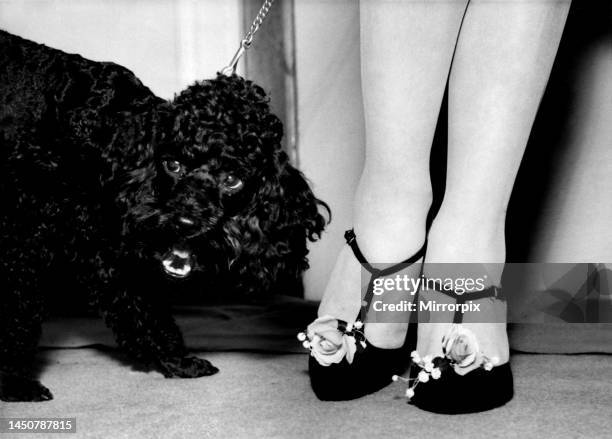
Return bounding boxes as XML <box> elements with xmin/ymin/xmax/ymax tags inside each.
<box><xmin>0</xmin><ymin>0</ymin><xmax>242</xmax><ymax>99</ymax></box>
<box><xmin>526</xmin><ymin>7</ymin><xmax>612</xmax><ymax>263</ymax></box>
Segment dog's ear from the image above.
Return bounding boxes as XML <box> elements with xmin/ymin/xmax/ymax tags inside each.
<box><xmin>222</xmin><ymin>150</ymin><xmax>329</xmax><ymax>294</ymax></box>
<box><xmin>272</xmin><ymin>155</ymin><xmax>330</xmax><ymax>243</ymax></box>
<box><xmin>238</xmin><ymin>150</ymin><xmax>330</xmax><ymax>271</ymax></box>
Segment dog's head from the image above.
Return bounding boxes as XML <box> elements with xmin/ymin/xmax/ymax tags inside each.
<box><xmin>117</xmin><ymin>74</ymin><xmax>328</xmax><ymax>281</ymax></box>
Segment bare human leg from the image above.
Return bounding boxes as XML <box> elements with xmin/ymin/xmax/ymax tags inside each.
<box><xmin>415</xmin><ymin>0</ymin><xmax>571</xmax><ymax>413</ymax></box>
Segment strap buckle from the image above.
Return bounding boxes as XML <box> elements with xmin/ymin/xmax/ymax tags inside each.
<box><xmin>344</xmin><ymin>229</ymin><xmax>356</xmax><ymax>245</ymax></box>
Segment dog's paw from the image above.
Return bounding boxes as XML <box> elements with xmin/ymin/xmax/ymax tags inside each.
<box><xmin>158</xmin><ymin>356</ymin><xmax>219</xmax><ymax>378</ymax></box>
<box><xmin>0</xmin><ymin>373</ymin><xmax>54</xmax><ymax>402</ymax></box>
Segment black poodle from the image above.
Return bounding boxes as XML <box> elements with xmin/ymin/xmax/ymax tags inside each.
<box><xmin>0</xmin><ymin>30</ymin><xmax>328</xmax><ymax>402</ymax></box>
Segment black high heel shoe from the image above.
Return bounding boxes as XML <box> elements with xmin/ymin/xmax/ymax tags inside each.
<box><xmin>395</xmin><ymin>284</ymin><xmax>513</xmax><ymax>414</ymax></box>
<box><xmin>299</xmin><ymin>229</ymin><xmax>426</xmax><ymax>401</ymax></box>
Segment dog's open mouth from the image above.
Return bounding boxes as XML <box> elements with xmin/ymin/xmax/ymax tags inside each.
<box><xmin>162</xmin><ymin>248</ymin><xmax>193</xmax><ymax>279</ymax></box>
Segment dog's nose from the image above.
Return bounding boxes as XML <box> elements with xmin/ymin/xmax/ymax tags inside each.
<box><xmin>177</xmin><ymin>216</ymin><xmax>197</xmax><ymax>228</ymax></box>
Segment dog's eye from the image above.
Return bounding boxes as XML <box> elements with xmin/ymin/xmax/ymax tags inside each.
<box><xmin>222</xmin><ymin>174</ymin><xmax>243</xmax><ymax>191</ymax></box>
<box><xmin>163</xmin><ymin>160</ymin><xmax>183</xmax><ymax>175</ymax></box>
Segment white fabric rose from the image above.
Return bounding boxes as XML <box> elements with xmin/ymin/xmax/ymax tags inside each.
<box><xmin>442</xmin><ymin>324</ymin><xmax>481</xmax><ymax>369</ymax></box>
<box><xmin>306</xmin><ymin>315</ymin><xmax>357</xmax><ymax>366</ymax></box>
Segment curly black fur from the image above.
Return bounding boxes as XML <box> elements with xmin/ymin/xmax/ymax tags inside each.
<box><xmin>0</xmin><ymin>30</ymin><xmax>328</xmax><ymax>402</ymax></box>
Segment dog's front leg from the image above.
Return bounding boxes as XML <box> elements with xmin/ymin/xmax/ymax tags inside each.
<box><xmin>0</xmin><ymin>295</ymin><xmax>53</xmax><ymax>402</ymax></box>
<box><xmin>99</xmin><ymin>289</ymin><xmax>218</xmax><ymax>378</ymax></box>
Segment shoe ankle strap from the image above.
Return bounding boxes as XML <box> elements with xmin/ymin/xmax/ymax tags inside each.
<box><xmin>344</xmin><ymin>229</ymin><xmax>426</xmax><ymax>275</ymax></box>
<box><xmin>428</xmin><ymin>281</ymin><xmax>505</xmax><ymax>302</ymax></box>
<box><xmin>344</xmin><ymin>229</ymin><xmax>426</xmax><ymax>324</ymax></box>
<box><xmin>425</xmin><ymin>281</ymin><xmax>505</xmax><ymax>324</ymax></box>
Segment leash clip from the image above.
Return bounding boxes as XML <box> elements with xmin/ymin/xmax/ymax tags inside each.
<box><xmin>221</xmin><ymin>40</ymin><xmax>248</xmax><ymax>76</ymax></box>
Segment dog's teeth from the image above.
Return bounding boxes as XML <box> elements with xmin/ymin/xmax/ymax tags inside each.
<box><xmin>162</xmin><ymin>259</ymin><xmax>191</xmax><ymax>277</ymax></box>
<box><xmin>162</xmin><ymin>248</ymin><xmax>193</xmax><ymax>278</ymax></box>
<box><xmin>177</xmin><ymin>265</ymin><xmax>191</xmax><ymax>275</ymax></box>
<box><xmin>172</xmin><ymin>249</ymin><xmax>190</xmax><ymax>258</ymax></box>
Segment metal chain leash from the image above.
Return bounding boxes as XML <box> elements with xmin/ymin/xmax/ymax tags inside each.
<box><xmin>221</xmin><ymin>0</ymin><xmax>276</xmax><ymax>76</ymax></box>
<box><xmin>243</xmin><ymin>0</ymin><xmax>275</xmax><ymax>48</ymax></box>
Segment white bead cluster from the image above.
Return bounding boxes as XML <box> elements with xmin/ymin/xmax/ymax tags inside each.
<box><xmin>393</xmin><ymin>350</ymin><xmax>500</xmax><ymax>401</ymax></box>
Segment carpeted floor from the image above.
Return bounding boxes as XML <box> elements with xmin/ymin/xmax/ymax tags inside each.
<box><xmin>2</xmin><ymin>299</ymin><xmax>612</xmax><ymax>438</ymax></box>
<box><xmin>1</xmin><ymin>350</ymin><xmax>611</xmax><ymax>439</ymax></box>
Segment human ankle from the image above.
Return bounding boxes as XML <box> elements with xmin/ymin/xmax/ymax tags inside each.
<box><xmin>353</xmin><ymin>193</ymin><xmax>430</xmax><ymax>262</ymax></box>
<box><xmin>425</xmin><ymin>213</ymin><xmax>506</xmax><ymax>285</ymax></box>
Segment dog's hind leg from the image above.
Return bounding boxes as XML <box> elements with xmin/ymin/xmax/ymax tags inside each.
<box><xmin>0</xmin><ymin>287</ymin><xmax>53</xmax><ymax>402</ymax></box>
<box><xmin>98</xmin><ymin>287</ymin><xmax>219</xmax><ymax>378</ymax></box>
